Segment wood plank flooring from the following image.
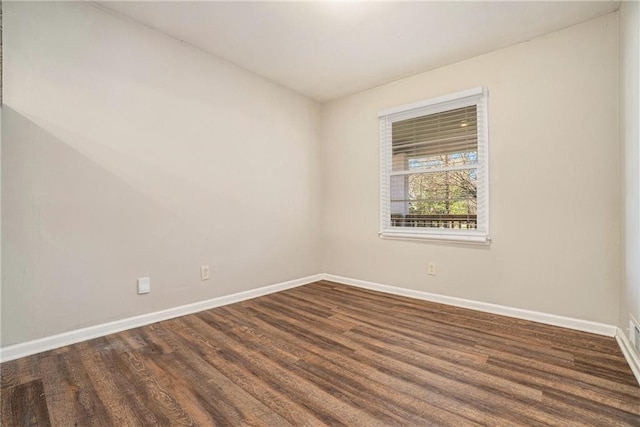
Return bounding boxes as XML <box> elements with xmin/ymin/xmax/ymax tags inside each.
<box><xmin>2</xmin><ymin>280</ymin><xmax>639</xmax><ymax>426</ymax></box>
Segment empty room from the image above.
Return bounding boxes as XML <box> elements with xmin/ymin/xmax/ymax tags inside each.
<box><xmin>2</xmin><ymin>0</ymin><xmax>640</xmax><ymax>425</ymax></box>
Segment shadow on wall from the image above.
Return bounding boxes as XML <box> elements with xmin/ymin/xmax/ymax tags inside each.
<box><xmin>1</xmin><ymin>106</ymin><xmax>235</xmax><ymax>346</ymax></box>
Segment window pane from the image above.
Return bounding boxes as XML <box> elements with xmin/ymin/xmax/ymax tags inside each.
<box><xmin>392</xmin><ymin>151</ymin><xmax>478</xmax><ymax>172</ymax></box>
<box><xmin>390</xmin><ymin>169</ymin><xmax>478</xmax><ymax>229</ymax></box>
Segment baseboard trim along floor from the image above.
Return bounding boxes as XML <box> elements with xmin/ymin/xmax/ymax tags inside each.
<box><xmin>0</xmin><ymin>272</ymin><xmax>626</xmax><ymax>376</ymax></box>
<box><xmin>322</xmin><ymin>274</ymin><xmax>618</xmax><ymax>337</ymax></box>
<box><xmin>616</xmin><ymin>326</ymin><xmax>640</xmax><ymax>385</ymax></box>
<box><xmin>0</xmin><ymin>274</ymin><xmax>323</xmax><ymax>362</ymax></box>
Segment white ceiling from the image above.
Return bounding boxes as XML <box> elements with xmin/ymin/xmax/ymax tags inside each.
<box><xmin>97</xmin><ymin>1</ymin><xmax>619</xmax><ymax>102</ymax></box>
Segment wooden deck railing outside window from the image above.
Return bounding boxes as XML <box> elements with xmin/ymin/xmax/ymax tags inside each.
<box><xmin>391</xmin><ymin>214</ymin><xmax>477</xmax><ymax>229</ymax></box>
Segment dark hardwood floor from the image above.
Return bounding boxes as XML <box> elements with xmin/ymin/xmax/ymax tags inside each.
<box><xmin>2</xmin><ymin>280</ymin><xmax>639</xmax><ymax>426</ymax></box>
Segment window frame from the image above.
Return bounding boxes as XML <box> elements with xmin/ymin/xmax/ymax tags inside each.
<box><xmin>379</xmin><ymin>87</ymin><xmax>490</xmax><ymax>244</ymax></box>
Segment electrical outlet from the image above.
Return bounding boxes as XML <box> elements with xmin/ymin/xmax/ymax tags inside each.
<box><xmin>428</xmin><ymin>262</ymin><xmax>436</xmax><ymax>276</ymax></box>
<box><xmin>137</xmin><ymin>277</ymin><xmax>150</xmax><ymax>294</ymax></box>
<box><xmin>201</xmin><ymin>265</ymin><xmax>211</xmax><ymax>281</ymax></box>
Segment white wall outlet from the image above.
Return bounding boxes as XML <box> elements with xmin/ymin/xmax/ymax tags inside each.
<box><xmin>428</xmin><ymin>262</ymin><xmax>437</xmax><ymax>276</ymax></box>
<box><xmin>201</xmin><ymin>265</ymin><xmax>211</xmax><ymax>281</ymax></box>
<box><xmin>137</xmin><ymin>277</ymin><xmax>150</xmax><ymax>294</ymax></box>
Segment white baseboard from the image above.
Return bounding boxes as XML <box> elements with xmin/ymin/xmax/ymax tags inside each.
<box><xmin>616</xmin><ymin>327</ymin><xmax>640</xmax><ymax>385</ymax></box>
<box><xmin>0</xmin><ymin>272</ymin><xmax>621</xmax><ymax>363</ymax></box>
<box><xmin>0</xmin><ymin>274</ymin><xmax>323</xmax><ymax>362</ymax></box>
<box><xmin>322</xmin><ymin>274</ymin><xmax>618</xmax><ymax>337</ymax></box>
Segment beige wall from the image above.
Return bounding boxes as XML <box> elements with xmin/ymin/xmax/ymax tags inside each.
<box><xmin>1</xmin><ymin>3</ymin><xmax>627</xmax><ymax>348</ymax></box>
<box><xmin>322</xmin><ymin>14</ymin><xmax>620</xmax><ymax>324</ymax></box>
<box><xmin>2</xmin><ymin>2</ymin><xmax>322</xmax><ymax>345</ymax></box>
<box><xmin>620</xmin><ymin>1</ymin><xmax>640</xmax><ymax>340</ymax></box>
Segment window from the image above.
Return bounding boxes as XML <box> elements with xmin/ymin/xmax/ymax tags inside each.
<box><xmin>379</xmin><ymin>87</ymin><xmax>489</xmax><ymax>243</ymax></box>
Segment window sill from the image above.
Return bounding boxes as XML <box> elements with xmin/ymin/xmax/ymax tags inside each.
<box><xmin>379</xmin><ymin>230</ymin><xmax>491</xmax><ymax>245</ymax></box>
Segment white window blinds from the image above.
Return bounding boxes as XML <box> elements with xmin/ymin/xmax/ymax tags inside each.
<box><xmin>379</xmin><ymin>87</ymin><xmax>489</xmax><ymax>243</ymax></box>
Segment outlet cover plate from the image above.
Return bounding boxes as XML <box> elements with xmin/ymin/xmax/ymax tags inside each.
<box><xmin>428</xmin><ymin>262</ymin><xmax>436</xmax><ymax>276</ymax></box>
<box><xmin>201</xmin><ymin>265</ymin><xmax>211</xmax><ymax>281</ymax></box>
<box><xmin>138</xmin><ymin>277</ymin><xmax>151</xmax><ymax>294</ymax></box>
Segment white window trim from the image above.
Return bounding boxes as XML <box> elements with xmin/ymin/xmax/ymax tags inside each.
<box><xmin>379</xmin><ymin>87</ymin><xmax>490</xmax><ymax>245</ymax></box>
